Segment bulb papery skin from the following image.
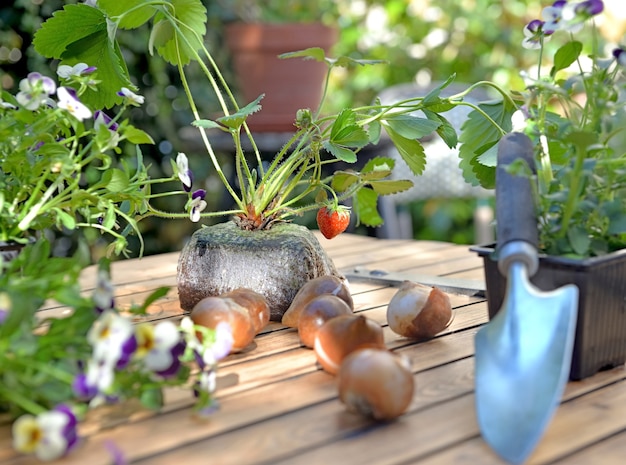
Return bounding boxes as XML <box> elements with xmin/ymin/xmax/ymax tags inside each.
<box><xmin>386</xmin><ymin>281</ymin><xmax>452</xmax><ymax>339</ymax></box>
<box><xmin>313</xmin><ymin>314</ymin><xmax>385</xmax><ymax>374</ymax></box>
<box><xmin>190</xmin><ymin>296</ymin><xmax>256</xmax><ymax>352</ymax></box>
<box><xmin>297</xmin><ymin>294</ymin><xmax>353</xmax><ymax>348</ymax></box>
<box><xmin>282</xmin><ymin>276</ymin><xmax>353</xmax><ymax>328</ymax></box>
<box><xmin>338</xmin><ymin>348</ymin><xmax>414</xmax><ymax>421</ymax></box>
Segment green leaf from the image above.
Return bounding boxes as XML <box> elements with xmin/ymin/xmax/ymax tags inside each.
<box><xmin>552</xmin><ymin>41</ymin><xmax>583</xmax><ymax>74</ymax></box>
<box><xmin>322</xmin><ymin>141</ymin><xmax>358</xmax><ymax>163</ymax></box>
<box><xmin>329</xmin><ymin>109</ymin><xmax>370</xmax><ymax>149</ymax></box>
<box><xmin>123</xmin><ymin>126</ymin><xmax>155</xmax><ymax>145</ymax></box>
<box><xmin>382</xmin><ymin>114</ymin><xmax>440</xmax><ymax>139</ymax></box>
<box><xmin>216</xmin><ymin>95</ymin><xmax>264</xmax><ymax>130</ymax></box>
<box><xmin>33</xmin><ymin>4</ymin><xmax>134</xmax><ymax>109</ymax></box>
<box><xmin>458</xmin><ymin>99</ymin><xmax>516</xmax><ymax>188</ymax></box>
<box><xmin>369</xmin><ymin>179</ymin><xmax>413</xmax><ymax>195</ymax></box>
<box><xmin>279</xmin><ymin>47</ymin><xmax>327</xmax><ymax>62</ymax></box>
<box><xmin>193</xmin><ymin>119</ymin><xmax>224</xmax><ymax>130</ymax></box>
<box><xmin>384</xmin><ymin>126</ymin><xmax>426</xmax><ymax>176</ymax></box>
<box><xmin>422</xmin><ymin>110</ymin><xmax>458</xmax><ymax>148</ymax></box>
<box><xmin>281</xmin><ymin>49</ymin><xmax>385</xmax><ymax>68</ymax></box>
<box><xmin>53</xmin><ymin>208</ymin><xmax>77</xmax><ymax>230</ymax></box>
<box><xmin>104</xmin><ymin>168</ymin><xmax>130</xmax><ymax>192</ymax></box>
<box><xmin>567</xmin><ymin>225</ymin><xmax>590</xmax><ymax>256</ymax></box>
<box><xmin>132</xmin><ymin>286</ymin><xmax>170</xmax><ymax>315</ymax></box>
<box><xmin>331</xmin><ymin>171</ymin><xmax>360</xmax><ymax>192</ymax></box>
<box><xmin>153</xmin><ymin>0</ymin><xmax>207</xmax><ymax>66</ymax></box>
<box><xmin>149</xmin><ymin>19</ymin><xmax>175</xmax><ymax>55</ymax></box>
<box><xmin>32</xmin><ymin>4</ymin><xmax>105</xmax><ymax>59</ymax></box>
<box><xmin>361</xmin><ymin>157</ymin><xmax>394</xmax><ymax>180</ymax></box>
<box><xmin>354</xmin><ymin>187</ymin><xmax>383</xmax><ymax>227</ymax></box>
<box><xmin>99</xmin><ymin>0</ymin><xmax>157</xmax><ymax>29</ymax></box>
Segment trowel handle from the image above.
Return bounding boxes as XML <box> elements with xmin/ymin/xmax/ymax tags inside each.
<box><xmin>495</xmin><ymin>132</ymin><xmax>539</xmax><ymax>275</ymax></box>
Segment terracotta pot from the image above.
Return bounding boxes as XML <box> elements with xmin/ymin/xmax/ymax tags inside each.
<box><xmin>224</xmin><ymin>22</ymin><xmax>338</xmax><ymax>132</ymax></box>
<box><xmin>472</xmin><ymin>244</ymin><xmax>626</xmax><ymax>380</ymax></box>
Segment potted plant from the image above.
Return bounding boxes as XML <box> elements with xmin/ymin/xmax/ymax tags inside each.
<box><xmin>32</xmin><ymin>0</ymin><xmax>481</xmax><ymax>322</ymax></box>
<box><xmin>457</xmin><ymin>0</ymin><xmax>626</xmax><ymax>380</ymax></box>
<box><xmin>214</xmin><ymin>0</ymin><xmax>341</xmax><ymax>132</ymax></box>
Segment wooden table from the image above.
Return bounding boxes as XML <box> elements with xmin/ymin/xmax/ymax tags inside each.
<box><xmin>1</xmin><ymin>233</ymin><xmax>625</xmax><ymax>464</ymax></box>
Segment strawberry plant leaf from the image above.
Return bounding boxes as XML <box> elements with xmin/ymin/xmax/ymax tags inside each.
<box><xmin>33</xmin><ymin>4</ymin><xmax>133</xmax><ymax>109</ymax></box>
<box><xmin>354</xmin><ymin>187</ymin><xmax>383</xmax><ymax>227</ymax></box>
<box><xmin>331</xmin><ymin>171</ymin><xmax>360</xmax><ymax>192</ymax></box>
<box><xmin>382</xmin><ymin>114</ymin><xmax>440</xmax><ymax>139</ymax></box>
<box><xmin>153</xmin><ymin>0</ymin><xmax>207</xmax><ymax>66</ymax></box>
<box><xmin>458</xmin><ymin>99</ymin><xmax>516</xmax><ymax>188</ymax></box>
<box><xmin>384</xmin><ymin>126</ymin><xmax>427</xmax><ymax>176</ymax></box>
<box><xmin>322</xmin><ymin>142</ymin><xmax>358</xmax><ymax>163</ymax></box>
<box><xmin>369</xmin><ymin>179</ymin><xmax>413</xmax><ymax>195</ymax></box>
<box><xmin>99</xmin><ymin>0</ymin><xmax>156</xmax><ymax>29</ymax></box>
<box><xmin>216</xmin><ymin>95</ymin><xmax>264</xmax><ymax>129</ymax></box>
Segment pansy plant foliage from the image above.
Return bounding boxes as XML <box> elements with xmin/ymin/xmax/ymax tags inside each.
<box><xmin>458</xmin><ymin>0</ymin><xmax>626</xmax><ymax>257</ymax></box>
<box><xmin>1</xmin><ymin>240</ymin><xmax>232</xmax><ymax>461</ymax></box>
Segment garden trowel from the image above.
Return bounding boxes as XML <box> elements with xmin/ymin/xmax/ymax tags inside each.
<box><xmin>474</xmin><ymin>133</ymin><xmax>579</xmax><ymax>464</ymax></box>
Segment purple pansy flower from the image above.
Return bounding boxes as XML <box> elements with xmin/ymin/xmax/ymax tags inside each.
<box><xmin>135</xmin><ymin>321</ymin><xmax>187</xmax><ymax>378</ymax></box>
<box><xmin>189</xmin><ymin>189</ymin><xmax>207</xmax><ymax>222</ymax></box>
<box><xmin>117</xmin><ymin>87</ymin><xmax>145</xmax><ymax>106</ymax></box>
<box><xmin>94</xmin><ymin>110</ymin><xmax>120</xmax><ymax>132</ymax></box>
<box><xmin>12</xmin><ymin>405</ymin><xmax>78</xmax><ymax>461</ymax></box>
<box><xmin>16</xmin><ymin>72</ymin><xmax>56</xmax><ymax>110</ymax></box>
<box><xmin>57</xmin><ymin>86</ymin><xmax>92</xmax><ymax>121</ymax></box>
<box><xmin>57</xmin><ymin>63</ymin><xmax>97</xmax><ymax>79</ymax></box>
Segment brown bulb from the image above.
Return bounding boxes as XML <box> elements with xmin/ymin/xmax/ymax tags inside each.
<box><xmin>386</xmin><ymin>281</ymin><xmax>452</xmax><ymax>340</ymax></box>
<box><xmin>190</xmin><ymin>296</ymin><xmax>255</xmax><ymax>352</ymax></box>
<box><xmin>297</xmin><ymin>294</ymin><xmax>353</xmax><ymax>348</ymax></box>
<box><xmin>222</xmin><ymin>288</ymin><xmax>270</xmax><ymax>334</ymax></box>
<box><xmin>313</xmin><ymin>314</ymin><xmax>385</xmax><ymax>375</ymax></box>
<box><xmin>338</xmin><ymin>348</ymin><xmax>414</xmax><ymax>421</ymax></box>
<box><xmin>282</xmin><ymin>275</ymin><xmax>353</xmax><ymax>328</ymax></box>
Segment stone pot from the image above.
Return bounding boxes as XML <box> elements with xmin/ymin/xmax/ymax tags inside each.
<box><xmin>177</xmin><ymin>222</ymin><xmax>341</xmax><ymax>321</ymax></box>
<box><xmin>472</xmin><ymin>243</ymin><xmax>626</xmax><ymax>380</ymax></box>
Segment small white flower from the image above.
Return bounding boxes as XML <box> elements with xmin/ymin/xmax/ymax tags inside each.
<box><xmin>117</xmin><ymin>87</ymin><xmax>145</xmax><ymax>106</ymax></box>
<box><xmin>176</xmin><ymin>152</ymin><xmax>193</xmax><ymax>191</ymax></box>
<box><xmin>511</xmin><ymin>109</ymin><xmax>529</xmax><ymax>133</ymax></box>
<box><xmin>136</xmin><ymin>321</ymin><xmax>185</xmax><ymax>376</ymax></box>
<box><xmin>12</xmin><ymin>408</ymin><xmax>76</xmax><ymax>461</ymax></box>
<box><xmin>16</xmin><ymin>72</ymin><xmax>56</xmax><ymax>110</ymax></box>
<box><xmin>57</xmin><ymin>63</ymin><xmax>94</xmax><ymax>79</ymax></box>
<box><xmin>86</xmin><ymin>310</ymin><xmax>137</xmax><ymax>392</ymax></box>
<box><xmin>57</xmin><ymin>86</ymin><xmax>92</xmax><ymax>121</ymax></box>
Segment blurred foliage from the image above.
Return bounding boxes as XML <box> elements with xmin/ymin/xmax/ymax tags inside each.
<box><xmin>3</xmin><ymin>0</ymin><xmax>623</xmax><ymax>251</ymax></box>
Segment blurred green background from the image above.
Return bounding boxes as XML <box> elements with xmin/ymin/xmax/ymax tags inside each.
<box><xmin>2</xmin><ymin>0</ymin><xmax>624</xmax><ymax>257</ymax></box>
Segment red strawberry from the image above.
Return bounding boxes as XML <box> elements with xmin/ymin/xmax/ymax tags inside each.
<box><xmin>316</xmin><ymin>205</ymin><xmax>351</xmax><ymax>239</ymax></box>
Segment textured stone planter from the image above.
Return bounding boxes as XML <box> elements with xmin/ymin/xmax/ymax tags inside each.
<box><xmin>177</xmin><ymin>222</ymin><xmax>340</xmax><ymax>321</ymax></box>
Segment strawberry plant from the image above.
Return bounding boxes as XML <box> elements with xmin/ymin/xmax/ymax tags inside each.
<box><xmin>32</xmin><ymin>0</ymin><xmax>483</xmax><ymax>233</ymax></box>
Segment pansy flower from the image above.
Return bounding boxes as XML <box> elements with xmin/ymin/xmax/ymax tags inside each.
<box><xmin>561</xmin><ymin>0</ymin><xmax>604</xmax><ymax>32</ymax></box>
<box><xmin>189</xmin><ymin>189</ymin><xmax>207</xmax><ymax>222</ymax></box>
<box><xmin>86</xmin><ymin>310</ymin><xmax>137</xmax><ymax>393</ymax></box>
<box><xmin>93</xmin><ymin>267</ymin><xmax>115</xmax><ymax>314</ymax></box>
<box><xmin>541</xmin><ymin>0</ymin><xmax>568</xmax><ymax>32</ymax></box>
<box><xmin>94</xmin><ymin>110</ymin><xmax>120</xmax><ymax>132</ymax></box>
<box><xmin>57</xmin><ymin>87</ymin><xmax>92</xmax><ymax>121</ymax></box>
<box><xmin>522</xmin><ymin>19</ymin><xmax>551</xmax><ymax>50</ymax></box>
<box><xmin>135</xmin><ymin>321</ymin><xmax>186</xmax><ymax>377</ymax></box>
<box><xmin>176</xmin><ymin>152</ymin><xmax>194</xmax><ymax>192</ymax></box>
<box><xmin>12</xmin><ymin>405</ymin><xmax>78</xmax><ymax>461</ymax></box>
<box><xmin>613</xmin><ymin>47</ymin><xmax>626</xmax><ymax>67</ymax></box>
<box><xmin>57</xmin><ymin>63</ymin><xmax>96</xmax><ymax>79</ymax></box>
<box><xmin>16</xmin><ymin>72</ymin><xmax>56</xmax><ymax>110</ymax></box>
<box><xmin>117</xmin><ymin>87</ymin><xmax>145</xmax><ymax>106</ymax></box>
